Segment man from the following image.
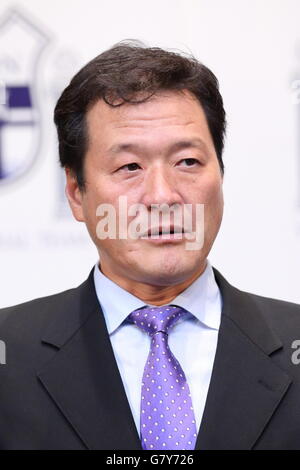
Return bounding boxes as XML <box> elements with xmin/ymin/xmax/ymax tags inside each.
<box><xmin>1</xmin><ymin>41</ymin><xmax>300</xmax><ymax>450</ymax></box>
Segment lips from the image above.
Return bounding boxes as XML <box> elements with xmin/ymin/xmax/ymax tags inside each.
<box><xmin>141</xmin><ymin>225</ymin><xmax>185</xmax><ymax>238</ymax></box>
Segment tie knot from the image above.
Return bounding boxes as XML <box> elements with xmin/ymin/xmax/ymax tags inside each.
<box><xmin>129</xmin><ymin>305</ymin><xmax>185</xmax><ymax>336</ymax></box>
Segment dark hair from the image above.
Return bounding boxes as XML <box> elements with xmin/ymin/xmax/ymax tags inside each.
<box><xmin>54</xmin><ymin>40</ymin><xmax>226</xmax><ymax>189</ymax></box>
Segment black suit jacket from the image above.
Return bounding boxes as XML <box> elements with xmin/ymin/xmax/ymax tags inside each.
<box><xmin>1</xmin><ymin>267</ymin><xmax>300</xmax><ymax>450</ymax></box>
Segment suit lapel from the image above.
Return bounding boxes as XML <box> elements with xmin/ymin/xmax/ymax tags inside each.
<box><xmin>195</xmin><ymin>268</ymin><xmax>292</xmax><ymax>449</ymax></box>
<box><xmin>37</xmin><ymin>271</ymin><xmax>142</xmax><ymax>450</ymax></box>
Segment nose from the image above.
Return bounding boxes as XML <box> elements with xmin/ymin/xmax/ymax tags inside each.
<box><xmin>140</xmin><ymin>164</ymin><xmax>183</xmax><ymax>209</ymax></box>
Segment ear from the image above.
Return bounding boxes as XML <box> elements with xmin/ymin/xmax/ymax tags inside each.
<box><xmin>65</xmin><ymin>168</ymin><xmax>85</xmax><ymax>222</ymax></box>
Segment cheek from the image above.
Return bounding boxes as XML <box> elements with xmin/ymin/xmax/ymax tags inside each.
<box><xmin>82</xmin><ymin>184</ymin><xmax>114</xmax><ymax>218</ymax></box>
<box><xmin>82</xmin><ymin>195</ymin><xmax>98</xmax><ymax>225</ymax></box>
<box><xmin>192</xmin><ymin>173</ymin><xmax>223</xmax><ymax>203</ymax></box>
<box><xmin>210</xmin><ymin>182</ymin><xmax>223</xmax><ymax>206</ymax></box>
<box><xmin>201</xmin><ymin>179</ymin><xmax>224</xmax><ymax>222</ymax></box>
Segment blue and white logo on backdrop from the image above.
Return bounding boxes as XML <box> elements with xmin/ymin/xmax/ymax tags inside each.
<box><xmin>0</xmin><ymin>8</ymin><xmax>49</xmax><ymax>184</ymax></box>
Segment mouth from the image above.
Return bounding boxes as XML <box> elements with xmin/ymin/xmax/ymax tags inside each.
<box><xmin>140</xmin><ymin>225</ymin><xmax>186</xmax><ymax>242</ymax></box>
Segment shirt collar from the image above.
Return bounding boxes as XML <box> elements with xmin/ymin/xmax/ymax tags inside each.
<box><xmin>93</xmin><ymin>259</ymin><xmax>222</xmax><ymax>335</ymax></box>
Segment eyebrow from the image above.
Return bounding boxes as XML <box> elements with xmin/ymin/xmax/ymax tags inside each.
<box><xmin>108</xmin><ymin>138</ymin><xmax>209</xmax><ymax>156</ymax></box>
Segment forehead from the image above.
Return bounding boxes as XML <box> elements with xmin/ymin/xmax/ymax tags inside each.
<box><xmin>85</xmin><ymin>90</ymin><xmax>212</xmax><ymax>145</ymax></box>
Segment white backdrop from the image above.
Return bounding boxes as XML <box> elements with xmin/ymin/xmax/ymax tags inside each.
<box><xmin>0</xmin><ymin>0</ymin><xmax>300</xmax><ymax>308</ymax></box>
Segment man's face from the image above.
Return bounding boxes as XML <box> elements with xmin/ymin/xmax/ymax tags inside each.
<box><xmin>66</xmin><ymin>90</ymin><xmax>224</xmax><ymax>287</ymax></box>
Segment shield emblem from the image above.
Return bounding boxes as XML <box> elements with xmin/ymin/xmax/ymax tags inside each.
<box><xmin>0</xmin><ymin>8</ymin><xmax>49</xmax><ymax>183</ymax></box>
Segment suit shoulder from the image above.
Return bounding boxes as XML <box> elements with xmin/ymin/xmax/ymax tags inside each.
<box><xmin>0</xmin><ymin>287</ymin><xmax>77</xmax><ymax>333</ymax></box>
<box><xmin>214</xmin><ymin>267</ymin><xmax>300</xmax><ymax>322</ymax></box>
<box><xmin>243</xmin><ymin>289</ymin><xmax>300</xmax><ymax>315</ymax></box>
<box><xmin>237</xmin><ymin>287</ymin><xmax>300</xmax><ymax>335</ymax></box>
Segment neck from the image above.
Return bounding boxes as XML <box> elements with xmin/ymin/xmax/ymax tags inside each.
<box><xmin>98</xmin><ymin>261</ymin><xmax>207</xmax><ymax>306</ymax></box>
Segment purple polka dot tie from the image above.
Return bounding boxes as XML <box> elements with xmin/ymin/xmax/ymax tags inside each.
<box><xmin>129</xmin><ymin>305</ymin><xmax>197</xmax><ymax>450</ymax></box>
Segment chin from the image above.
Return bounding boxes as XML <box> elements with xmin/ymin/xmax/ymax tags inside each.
<box><xmin>139</xmin><ymin>259</ymin><xmax>198</xmax><ymax>286</ymax></box>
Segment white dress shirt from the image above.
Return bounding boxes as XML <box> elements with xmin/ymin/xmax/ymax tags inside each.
<box><xmin>93</xmin><ymin>258</ymin><xmax>222</xmax><ymax>435</ymax></box>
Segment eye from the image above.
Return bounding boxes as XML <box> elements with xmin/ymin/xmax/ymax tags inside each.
<box><xmin>177</xmin><ymin>158</ymin><xmax>201</xmax><ymax>167</ymax></box>
<box><xmin>118</xmin><ymin>162</ymin><xmax>141</xmax><ymax>172</ymax></box>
